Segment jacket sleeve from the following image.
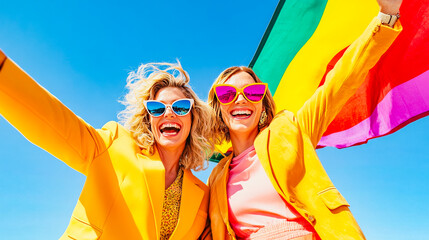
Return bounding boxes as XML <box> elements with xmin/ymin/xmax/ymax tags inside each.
<box><xmin>0</xmin><ymin>53</ymin><xmax>115</xmax><ymax>175</ymax></box>
<box><xmin>297</xmin><ymin>17</ymin><xmax>402</xmax><ymax>147</ymax></box>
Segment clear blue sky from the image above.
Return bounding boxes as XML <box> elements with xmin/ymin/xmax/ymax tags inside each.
<box><xmin>0</xmin><ymin>1</ymin><xmax>428</xmax><ymax>239</ymax></box>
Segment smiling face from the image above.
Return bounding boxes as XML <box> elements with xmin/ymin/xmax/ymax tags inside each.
<box><xmin>219</xmin><ymin>71</ymin><xmax>263</xmax><ymax>139</ymax></box>
<box><xmin>150</xmin><ymin>87</ymin><xmax>192</xmax><ymax>153</ymax></box>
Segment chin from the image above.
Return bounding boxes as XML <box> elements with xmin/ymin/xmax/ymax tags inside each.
<box><xmin>229</xmin><ymin>123</ymin><xmax>258</xmax><ymax>134</ymax></box>
<box><xmin>155</xmin><ymin>135</ymin><xmax>185</xmax><ymax>149</ymax></box>
<box><xmin>160</xmin><ymin>138</ymin><xmax>182</xmax><ymax>146</ymax></box>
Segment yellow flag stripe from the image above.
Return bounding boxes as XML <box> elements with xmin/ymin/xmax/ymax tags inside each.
<box><xmin>274</xmin><ymin>0</ymin><xmax>379</xmax><ymax>113</ymax></box>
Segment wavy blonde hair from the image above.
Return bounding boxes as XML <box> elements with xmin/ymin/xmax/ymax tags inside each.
<box><xmin>119</xmin><ymin>62</ymin><xmax>215</xmax><ymax>171</ymax></box>
<box><xmin>208</xmin><ymin>66</ymin><xmax>276</xmax><ymax>144</ymax></box>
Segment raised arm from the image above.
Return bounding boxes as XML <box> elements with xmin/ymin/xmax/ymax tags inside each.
<box><xmin>0</xmin><ymin>50</ymin><xmax>114</xmax><ymax>175</ymax></box>
<box><xmin>297</xmin><ymin>1</ymin><xmax>402</xmax><ymax>147</ymax></box>
<box><xmin>378</xmin><ymin>0</ymin><xmax>402</xmax><ymax>15</ymax></box>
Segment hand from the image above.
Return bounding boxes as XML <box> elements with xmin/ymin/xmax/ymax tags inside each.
<box><xmin>377</xmin><ymin>0</ymin><xmax>402</xmax><ymax>15</ymax></box>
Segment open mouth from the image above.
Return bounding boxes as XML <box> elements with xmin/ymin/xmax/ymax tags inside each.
<box><xmin>230</xmin><ymin>109</ymin><xmax>253</xmax><ymax>119</ymax></box>
<box><xmin>160</xmin><ymin>122</ymin><xmax>181</xmax><ymax>136</ymax></box>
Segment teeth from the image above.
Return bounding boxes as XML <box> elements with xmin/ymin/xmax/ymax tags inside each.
<box><xmin>231</xmin><ymin>110</ymin><xmax>252</xmax><ymax>116</ymax></box>
<box><xmin>160</xmin><ymin>123</ymin><xmax>181</xmax><ymax>130</ymax></box>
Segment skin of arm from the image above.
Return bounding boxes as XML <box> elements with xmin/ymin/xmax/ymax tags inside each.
<box><xmin>377</xmin><ymin>0</ymin><xmax>402</xmax><ymax>15</ymax></box>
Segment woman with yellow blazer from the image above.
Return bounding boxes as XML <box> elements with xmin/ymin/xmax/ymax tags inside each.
<box><xmin>206</xmin><ymin>0</ymin><xmax>403</xmax><ymax>239</ymax></box>
<box><xmin>0</xmin><ymin>54</ymin><xmax>214</xmax><ymax>239</ymax></box>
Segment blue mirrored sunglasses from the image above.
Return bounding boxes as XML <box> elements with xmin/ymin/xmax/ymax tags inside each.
<box><xmin>144</xmin><ymin>99</ymin><xmax>194</xmax><ymax>117</ymax></box>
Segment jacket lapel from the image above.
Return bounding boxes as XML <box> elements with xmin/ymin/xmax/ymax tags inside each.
<box><xmin>215</xmin><ymin>155</ymin><xmax>234</xmax><ymax>232</ymax></box>
<box><xmin>138</xmin><ymin>147</ymin><xmax>165</xmax><ymax>240</ymax></box>
<box><xmin>169</xmin><ymin>170</ymin><xmax>204</xmax><ymax>240</ymax></box>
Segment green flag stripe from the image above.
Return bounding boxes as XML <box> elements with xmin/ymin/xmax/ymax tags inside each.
<box><xmin>209</xmin><ymin>1</ymin><xmax>329</xmax><ymax>163</ymax></box>
<box><xmin>249</xmin><ymin>0</ymin><xmax>286</xmax><ymax>68</ymax></box>
<box><xmin>249</xmin><ymin>0</ymin><xmax>328</xmax><ymax>94</ymax></box>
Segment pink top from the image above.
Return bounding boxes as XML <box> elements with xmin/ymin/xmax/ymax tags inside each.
<box><xmin>227</xmin><ymin>145</ymin><xmax>312</xmax><ymax>239</ymax></box>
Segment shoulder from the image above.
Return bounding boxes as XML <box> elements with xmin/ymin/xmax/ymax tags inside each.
<box><xmin>98</xmin><ymin>121</ymin><xmax>137</xmax><ymax>149</ymax></box>
<box><xmin>272</xmin><ymin>110</ymin><xmax>297</xmax><ymax>122</ymax></box>
<box><xmin>257</xmin><ymin>109</ymin><xmax>298</xmax><ymax>134</ymax></box>
<box><xmin>212</xmin><ymin>154</ymin><xmax>231</xmax><ymax>174</ymax></box>
<box><xmin>207</xmin><ymin>154</ymin><xmax>232</xmax><ymax>186</ymax></box>
<box><xmin>184</xmin><ymin>169</ymin><xmax>209</xmax><ymax>193</ymax></box>
<box><xmin>255</xmin><ymin>109</ymin><xmax>302</xmax><ymax>148</ymax></box>
<box><xmin>265</xmin><ymin>110</ymin><xmax>299</xmax><ymax>130</ymax></box>
<box><xmin>100</xmin><ymin>121</ymin><xmax>134</xmax><ymax>139</ymax></box>
<box><xmin>101</xmin><ymin>121</ymin><xmax>128</xmax><ymax>134</ymax></box>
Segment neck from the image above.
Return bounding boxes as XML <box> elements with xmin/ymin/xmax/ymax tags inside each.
<box><xmin>156</xmin><ymin>143</ymin><xmax>184</xmax><ymax>188</ymax></box>
<box><xmin>229</xmin><ymin>128</ymin><xmax>258</xmax><ymax>157</ymax></box>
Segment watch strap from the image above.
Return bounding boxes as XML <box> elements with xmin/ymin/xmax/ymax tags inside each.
<box><xmin>377</xmin><ymin>12</ymin><xmax>400</xmax><ymax>28</ymax></box>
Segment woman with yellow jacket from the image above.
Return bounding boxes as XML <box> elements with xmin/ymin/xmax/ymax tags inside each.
<box><xmin>206</xmin><ymin>0</ymin><xmax>403</xmax><ymax>239</ymax></box>
<box><xmin>0</xmin><ymin>54</ymin><xmax>214</xmax><ymax>239</ymax></box>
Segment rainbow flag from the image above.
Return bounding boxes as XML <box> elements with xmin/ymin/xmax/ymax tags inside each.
<box><xmin>250</xmin><ymin>0</ymin><xmax>429</xmax><ymax>148</ymax></box>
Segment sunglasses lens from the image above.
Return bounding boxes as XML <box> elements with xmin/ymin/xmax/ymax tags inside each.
<box><xmin>172</xmin><ymin>99</ymin><xmax>192</xmax><ymax>116</ymax></box>
<box><xmin>145</xmin><ymin>101</ymin><xmax>165</xmax><ymax>117</ymax></box>
<box><xmin>243</xmin><ymin>84</ymin><xmax>266</xmax><ymax>102</ymax></box>
<box><xmin>215</xmin><ymin>86</ymin><xmax>237</xmax><ymax>104</ymax></box>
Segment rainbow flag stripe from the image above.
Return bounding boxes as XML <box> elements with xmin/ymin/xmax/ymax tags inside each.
<box><xmin>250</xmin><ymin>0</ymin><xmax>429</xmax><ymax>148</ymax></box>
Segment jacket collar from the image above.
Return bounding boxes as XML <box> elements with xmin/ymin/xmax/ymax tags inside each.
<box><xmin>138</xmin><ymin>146</ymin><xmax>165</xmax><ymax>239</ymax></box>
<box><xmin>138</xmin><ymin>147</ymin><xmax>206</xmax><ymax>239</ymax></box>
<box><xmin>169</xmin><ymin>169</ymin><xmax>205</xmax><ymax>240</ymax></box>
<box><xmin>213</xmin><ymin>154</ymin><xmax>236</xmax><ymax>236</ymax></box>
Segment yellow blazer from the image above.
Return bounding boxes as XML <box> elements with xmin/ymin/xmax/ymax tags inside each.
<box><xmin>207</xmin><ymin>18</ymin><xmax>402</xmax><ymax>240</ymax></box>
<box><xmin>0</xmin><ymin>53</ymin><xmax>209</xmax><ymax>239</ymax></box>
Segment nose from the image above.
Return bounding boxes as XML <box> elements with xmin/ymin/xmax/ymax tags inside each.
<box><xmin>235</xmin><ymin>92</ymin><xmax>247</xmax><ymax>104</ymax></box>
<box><xmin>164</xmin><ymin>106</ymin><xmax>176</xmax><ymax>118</ymax></box>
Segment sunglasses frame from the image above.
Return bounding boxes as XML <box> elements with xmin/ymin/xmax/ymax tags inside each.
<box><xmin>214</xmin><ymin>82</ymin><xmax>268</xmax><ymax>105</ymax></box>
<box><xmin>144</xmin><ymin>98</ymin><xmax>194</xmax><ymax>117</ymax></box>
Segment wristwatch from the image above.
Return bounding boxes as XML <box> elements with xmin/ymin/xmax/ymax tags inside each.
<box><xmin>377</xmin><ymin>12</ymin><xmax>400</xmax><ymax>28</ymax></box>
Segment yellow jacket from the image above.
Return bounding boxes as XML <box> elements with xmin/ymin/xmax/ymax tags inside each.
<box><xmin>207</xmin><ymin>18</ymin><xmax>402</xmax><ymax>240</ymax></box>
<box><xmin>0</xmin><ymin>52</ymin><xmax>209</xmax><ymax>239</ymax></box>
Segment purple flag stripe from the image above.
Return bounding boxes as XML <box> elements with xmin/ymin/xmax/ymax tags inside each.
<box><xmin>319</xmin><ymin>69</ymin><xmax>429</xmax><ymax>148</ymax></box>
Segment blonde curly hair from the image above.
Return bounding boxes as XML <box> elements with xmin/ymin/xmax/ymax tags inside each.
<box><xmin>119</xmin><ymin>62</ymin><xmax>215</xmax><ymax>171</ymax></box>
<box><xmin>208</xmin><ymin>66</ymin><xmax>276</xmax><ymax>144</ymax></box>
